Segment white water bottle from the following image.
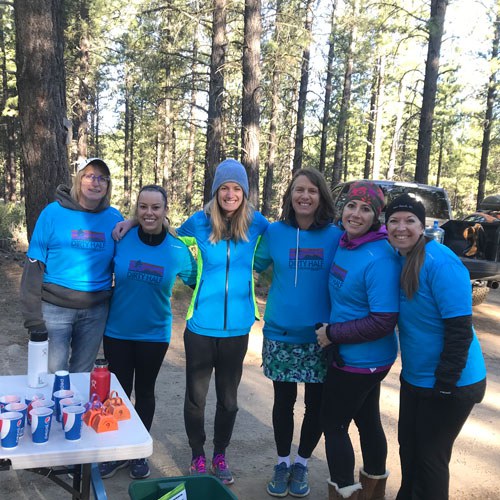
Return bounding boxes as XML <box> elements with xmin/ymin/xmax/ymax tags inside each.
<box><xmin>425</xmin><ymin>220</ymin><xmax>445</xmax><ymax>244</ymax></box>
<box><xmin>27</xmin><ymin>330</ymin><xmax>49</xmax><ymax>388</ymax></box>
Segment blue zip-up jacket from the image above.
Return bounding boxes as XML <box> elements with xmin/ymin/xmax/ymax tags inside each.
<box><xmin>254</xmin><ymin>222</ymin><xmax>342</xmax><ymax>344</ymax></box>
<box><xmin>178</xmin><ymin>210</ymin><xmax>269</xmax><ymax>338</ymax></box>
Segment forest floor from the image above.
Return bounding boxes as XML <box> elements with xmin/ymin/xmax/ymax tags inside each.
<box><xmin>0</xmin><ymin>249</ymin><xmax>499</xmax><ymax>499</ymax></box>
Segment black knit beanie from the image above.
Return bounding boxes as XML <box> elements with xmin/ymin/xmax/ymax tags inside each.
<box><xmin>385</xmin><ymin>194</ymin><xmax>426</xmax><ymax>227</ymax></box>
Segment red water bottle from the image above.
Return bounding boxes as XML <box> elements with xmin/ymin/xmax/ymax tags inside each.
<box><xmin>89</xmin><ymin>358</ymin><xmax>111</xmax><ymax>403</ymax></box>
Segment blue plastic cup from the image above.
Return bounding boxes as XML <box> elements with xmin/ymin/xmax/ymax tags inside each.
<box><xmin>62</xmin><ymin>405</ymin><xmax>86</xmax><ymax>441</ymax></box>
<box><xmin>52</xmin><ymin>370</ymin><xmax>70</xmax><ymax>397</ymax></box>
<box><xmin>0</xmin><ymin>411</ymin><xmax>24</xmax><ymax>448</ymax></box>
<box><xmin>0</xmin><ymin>395</ymin><xmax>21</xmax><ymax>413</ymax></box>
<box><xmin>30</xmin><ymin>407</ymin><xmax>53</xmax><ymax>444</ymax></box>
<box><xmin>5</xmin><ymin>402</ymin><xmax>28</xmax><ymax>438</ymax></box>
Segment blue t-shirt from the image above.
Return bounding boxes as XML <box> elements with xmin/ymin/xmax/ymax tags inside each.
<box><xmin>178</xmin><ymin>210</ymin><xmax>269</xmax><ymax>338</ymax></box>
<box><xmin>255</xmin><ymin>222</ymin><xmax>342</xmax><ymax>344</ymax></box>
<box><xmin>398</xmin><ymin>240</ymin><xmax>486</xmax><ymax>388</ymax></box>
<box><xmin>328</xmin><ymin>238</ymin><xmax>400</xmax><ymax>368</ymax></box>
<box><xmin>104</xmin><ymin>227</ymin><xmax>197</xmax><ymax>343</ymax></box>
<box><xmin>28</xmin><ymin>202</ymin><xmax>123</xmax><ymax>291</ymax></box>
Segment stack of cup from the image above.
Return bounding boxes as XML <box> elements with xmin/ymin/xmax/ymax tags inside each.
<box><xmin>53</xmin><ymin>390</ymin><xmax>75</xmax><ymax>423</ymax></box>
<box><xmin>25</xmin><ymin>392</ymin><xmax>45</xmax><ymax>426</ymax></box>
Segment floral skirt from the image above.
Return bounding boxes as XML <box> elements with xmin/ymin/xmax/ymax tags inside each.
<box><xmin>262</xmin><ymin>338</ymin><xmax>327</xmax><ymax>383</ymax></box>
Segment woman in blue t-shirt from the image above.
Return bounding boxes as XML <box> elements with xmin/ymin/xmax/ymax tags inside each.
<box><xmin>316</xmin><ymin>181</ymin><xmax>400</xmax><ymax>500</ymax></box>
<box><xmin>254</xmin><ymin>168</ymin><xmax>342</xmax><ymax>498</ymax></box>
<box><xmin>99</xmin><ymin>185</ymin><xmax>196</xmax><ymax>481</ymax></box>
<box><xmin>385</xmin><ymin>194</ymin><xmax>486</xmax><ymax>500</ymax></box>
<box><xmin>20</xmin><ymin>158</ymin><xmax>123</xmax><ymax>374</ymax></box>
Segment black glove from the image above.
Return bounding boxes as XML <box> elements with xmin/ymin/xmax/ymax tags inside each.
<box><xmin>433</xmin><ymin>380</ymin><xmax>454</xmax><ymax>399</ymax></box>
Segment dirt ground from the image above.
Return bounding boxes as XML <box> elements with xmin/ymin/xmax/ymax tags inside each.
<box><xmin>0</xmin><ymin>250</ymin><xmax>499</xmax><ymax>499</ymax></box>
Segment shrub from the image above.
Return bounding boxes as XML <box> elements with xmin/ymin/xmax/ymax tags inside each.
<box><xmin>0</xmin><ymin>202</ymin><xmax>27</xmax><ymax>251</ymax></box>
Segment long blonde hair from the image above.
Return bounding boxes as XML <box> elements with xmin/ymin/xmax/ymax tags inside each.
<box><xmin>204</xmin><ymin>196</ymin><xmax>254</xmax><ymax>243</ymax></box>
<box><xmin>70</xmin><ymin>164</ymin><xmax>112</xmax><ymax>207</ymax></box>
<box><xmin>401</xmin><ymin>234</ymin><xmax>427</xmax><ymax>299</ymax></box>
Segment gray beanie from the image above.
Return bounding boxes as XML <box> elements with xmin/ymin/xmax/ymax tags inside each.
<box><xmin>211</xmin><ymin>159</ymin><xmax>249</xmax><ymax>198</ymax></box>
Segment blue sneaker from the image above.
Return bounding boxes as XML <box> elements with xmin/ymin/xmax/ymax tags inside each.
<box><xmin>267</xmin><ymin>462</ymin><xmax>290</xmax><ymax>497</ymax></box>
<box><xmin>98</xmin><ymin>460</ymin><xmax>129</xmax><ymax>479</ymax></box>
<box><xmin>129</xmin><ymin>458</ymin><xmax>151</xmax><ymax>479</ymax></box>
<box><xmin>289</xmin><ymin>463</ymin><xmax>310</xmax><ymax>497</ymax></box>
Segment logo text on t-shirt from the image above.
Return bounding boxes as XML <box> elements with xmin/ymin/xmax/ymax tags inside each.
<box><xmin>289</xmin><ymin>248</ymin><xmax>324</xmax><ymax>270</ymax></box>
<box><xmin>127</xmin><ymin>260</ymin><xmax>164</xmax><ymax>285</ymax></box>
<box><xmin>71</xmin><ymin>229</ymin><xmax>105</xmax><ymax>250</ymax></box>
<box><xmin>330</xmin><ymin>263</ymin><xmax>347</xmax><ymax>288</ymax></box>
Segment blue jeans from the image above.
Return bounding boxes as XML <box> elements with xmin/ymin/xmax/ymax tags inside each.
<box><xmin>42</xmin><ymin>301</ymin><xmax>109</xmax><ymax>373</ymax></box>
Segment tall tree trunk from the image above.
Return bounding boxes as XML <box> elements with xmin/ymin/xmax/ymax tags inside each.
<box><xmin>123</xmin><ymin>77</ymin><xmax>131</xmax><ymax>208</ymax></box>
<box><xmin>331</xmin><ymin>0</ymin><xmax>357</xmax><ymax>186</ymax></box>
<box><xmin>292</xmin><ymin>0</ymin><xmax>314</xmax><ymax>173</ymax></box>
<box><xmin>72</xmin><ymin>0</ymin><xmax>90</xmax><ymax>161</ymax></box>
<box><xmin>241</xmin><ymin>0</ymin><xmax>262</xmax><ymax>208</ymax></box>
<box><xmin>94</xmin><ymin>82</ymin><xmax>100</xmax><ymax>155</ymax></box>
<box><xmin>162</xmin><ymin>4</ymin><xmax>174</xmax><ymax>199</ymax></box>
<box><xmin>14</xmin><ymin>0</ymin><xmax>69</xmax><ymax>240</ymax></box>
<box><xmin>436</xmin><ymin>121</ymin><xmax>444</xmax><ymax>186</ymax></box>
<box><xmin>343</xmin><ymin>127</ymin><xmax>350</xmax><ymax>181</ymax></box>
<box><xmin>162</xmin><ymin>76</ymin><xmax>172</xmax><ymax>197</ymax></box>
<box><xmin>204</xmin><ymin>0</ymin><xmax>226</xmax><ymax>204</ymax></box>
<box><xmin>364</xmin><ymin>63</ymin><xmax>377</xmax><ymax>179</ymax></box>
<box><xmin>319</xmin><ymin>0</ymin><xmax>338</xmax><ymax>173</ymax></box>
<box><xmin>387</xmin><ymin>78</ymin><xmax>406</xmax><ymax>180</ymax></box>
<box><xmin>262</xmin><ymin>0</ymin><xmax>283</xmax><ymax>217</ymax></box>
<box><xmin>372</xmin><ymin>55</ymin><xmax>385</xmax><ymax>180</ymax></box>
<box><xmin>477</xmin><ymin>7</ymin><xmax>500</xmax><ymax>208</ymax></box>
<box><xmin>186</xmin><ymin>25</ymin><xmax>200</xmax><ymax>212</ymax></box>
<box><xmin>0</xmin><ymin>7</ymin><xmax>17</xmax><ymax>201</ymax></box>
<box><xmin>415</xmin><ymin>0</ymin><xmax>448</xmax><ymax>184</ymax></box>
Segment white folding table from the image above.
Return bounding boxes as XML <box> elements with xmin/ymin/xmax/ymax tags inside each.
<box><xmin>0</xmin><ymin>373</ymin><xmax>153</xmax><ymax>499</ymax></box>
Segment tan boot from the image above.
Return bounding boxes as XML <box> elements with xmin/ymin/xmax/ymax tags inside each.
<box><xmin>358</xmin><ymin>469</ymin><xmax>389</xmax><ymax>500</ymax></box>
<box><xmin>328</xmin><ymin>480</ymin><xmax>362</xmax><ymax>499</ymax></box>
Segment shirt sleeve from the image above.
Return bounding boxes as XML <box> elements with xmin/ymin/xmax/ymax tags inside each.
<box><xmin>177</xmin><ymin>241</ymin><xmax>198</xmax><ymax>287</ymax></box>
<box><xmin>27</xmin><ymin>207</ymin><xmax>52</xmax><ymax>263</ymax></box>
<box><xmin>254</xmin><ymin>227</ymin><xmax>272</xmax><ymax>273</ymax></box>
<box><xmin>427</xmin><ymin>254</ymin><xmax>472</xmax><ymax>318</ymax></box>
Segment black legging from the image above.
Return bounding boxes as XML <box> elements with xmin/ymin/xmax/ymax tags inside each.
<box><xmin>183</xmin><ymin>327</ymin><xmax>248</xmax><ymax>458</ymax></box>
<box><xmin>272</xmin><ymin>381</ymin><xmax>323</xmax><ymax>458</ymax></box>
<box><xmin>322</xmin><ymin>366</ymin><xmax>390</xmax><ymax>488</ymax></box>
<box><xmin>396</xmin><ymin>381</ymin><xmax>476</xmax><ymax>500</ymax></box>
<box><xmin>103</xmin><ymin>335</ymin><xmax>168</xmax><ymax>431</ymax></box>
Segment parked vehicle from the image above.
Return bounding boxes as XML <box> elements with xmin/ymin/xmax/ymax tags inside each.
<box><xmin>462</xmin><ymin>195</ymin><xmax>500</xmax><ymax>224</ymax></box>
<box><xmin>332</xmin><ymin>181</ymin><xmax>500</xmax><ymax>305</ymax></box>
<box><xmin>331</xmin><ymin>179</ymin><xmax>452</xmax><ymax>227</ymax></box>
<box><xmin>446</xmin><ymin>193</ymin><xmax>500</xmax><ymax>305</ymax></box>
<box><xmin>463</xmin><ymin>212</ymin><xmax>500</xmax><ymax>224</ymax></box>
